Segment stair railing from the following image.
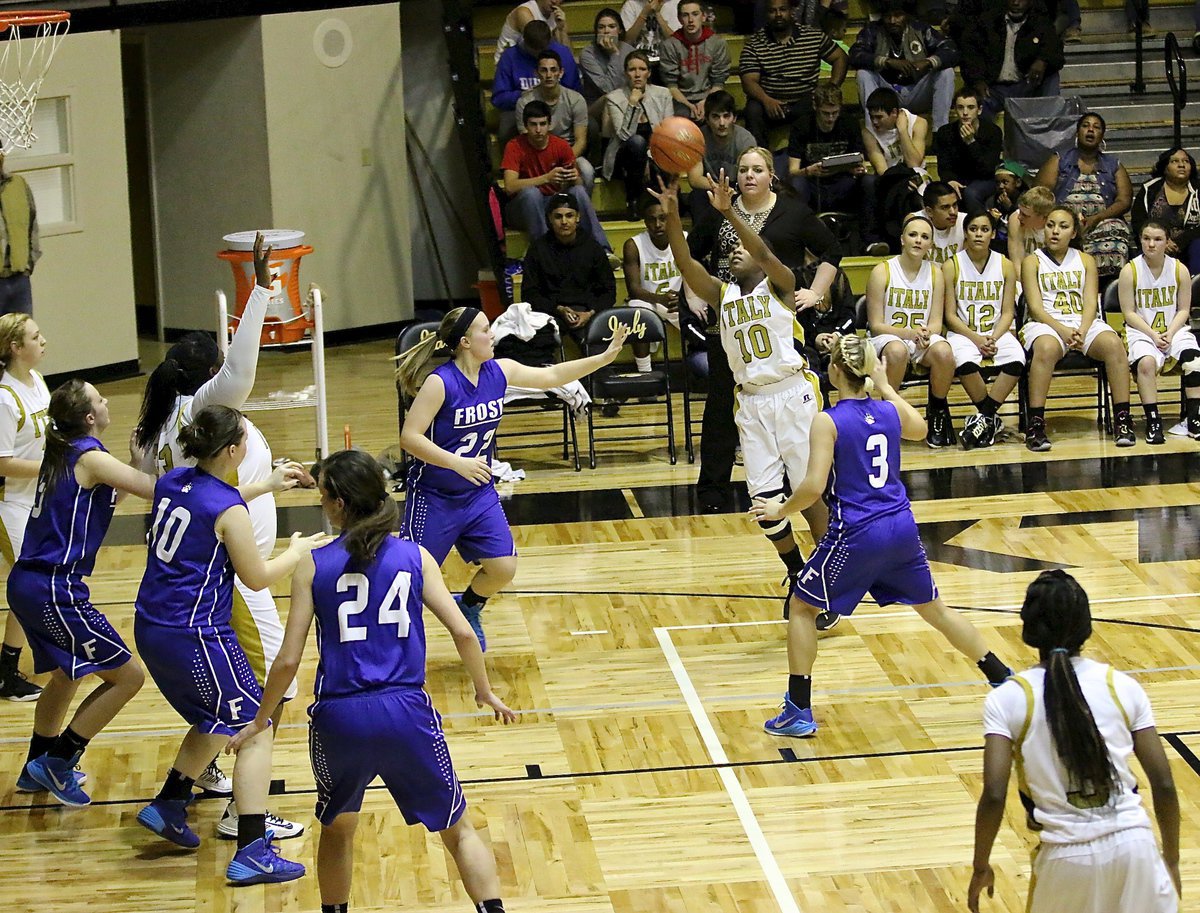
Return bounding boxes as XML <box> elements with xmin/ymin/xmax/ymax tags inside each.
<box><xmin>1164</xmin><ymin>31</ymin><xmax>1188</xmax><ymax>148</ymax></box>
<box><xmin>1129</xmin><ymin>0</ymin><xmax>1149</xmax><ymax>94</ymax></box>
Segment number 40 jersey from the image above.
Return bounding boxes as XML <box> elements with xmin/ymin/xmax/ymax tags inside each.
<box><xmin>824</xmin><ymin>397</ymin><xmax>911</xmax><ymax>535</ymax></box>
<box><xmin>409</xmin><ymin>360</ymin><xmax>507</xmax><ymax>496</ymax></box>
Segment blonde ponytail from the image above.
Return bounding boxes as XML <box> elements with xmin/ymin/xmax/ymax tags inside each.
<box><xmin>393</xmin><ymin>307</ymin><xmax>481</xmax><ymax>398</ymax></box>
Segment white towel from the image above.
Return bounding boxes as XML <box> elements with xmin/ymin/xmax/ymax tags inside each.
<box><xmin>491</xmin><ymin>301</ymin><xmax>553</xmax><ymax>346</ymax></box>
<box><xmin>505</xmin><ymin>380</ymin><xmax>591</xmax><ymax>415</ymax></box>
<box><xmin>490</xmin><ymin>459</ymin><xmax>526</xmax><ymax>483</ymax></box>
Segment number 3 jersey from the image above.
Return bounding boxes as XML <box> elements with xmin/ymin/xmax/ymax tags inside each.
<box><xmin>717</xmin><ymin>277</ymin><xmax>808</xmax><ymax>388</ymax></box>
<box><xmin>824</xmin><ymin>397</ymin><xmax>910</xmax><ymax>535</ymax></box>
<box><xmin>135</xmin><ymin>467</ymin><xmax>245</xmax><ymax>628</ymax></box>
<box><xmin>408</xmin><ymin>360</ymin><xmax>507</xmax><ymax>495</ymax></box>
<box><xmin>310</xmin><ymin>534</ymin><xmax>427</xmax><ymax>699</ymax></box>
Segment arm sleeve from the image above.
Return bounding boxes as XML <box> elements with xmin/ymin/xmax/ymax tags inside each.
<box><xmin>737</xmin><ymin>37</ymin><xmax>763</xmax><ymax>76</ymax></box>
<box><xmin>1037</xmin><ymin>19</ymin><xmax>1065</xmax><ymax>72</ymax></box>
<box><xmin>658</xmin><ymin>38</ymin><xmax>682</xmax><ymax>86</ymax></box>
<box><xmin>1130</xmin><ymin>185</ymin><xmax>1149</xmax><ymax>238</ymax></box>
<box><xmin>594</xmin><ymin>247</ymin><xmax>617</xmax><ymax>308</ymax></box>
<box><xmin>968</xmin><ymin>122</ymin><xmax>1003</xmax><ymax>175</ymax></box>
<box><xmin>492</xmin><ymin>55</ymin><xmax>521</xmax><ymax>110</ymax></box>
<box><xmin>931</xmin><ymin>126</ymin><xmax>958</xmax><ymax>183</ymax></box>
<box><xmin>710</xmin><ymin>38</ymin><xmax>731</xmax><ymax>85</ymax></box>
<box><xmin>982</xmin><ymin>682</ymin><xmax>1021</xmax><ymax>739</ymax></box>
<box><xmin>925</xmin><ymin>26</ymin><xmax>959</xmax><ymax>69</ymax></box>
<box><xmin>848</xmin><ymin>26</ymin><xmax>878</xmax><ymax>71</ymax></box>
<box><xmin>0</xmin><ymin>396</ymin><xmax>18</xmax><ymax>457</ymax></box>
<box><xmin>190</xmin><ymin>283</ymin><xmax>271</xmax><ymax>414</ymax></box>
<box><xmin>560</xmin><ymin>48</ymin><xmax>584</xmax><ymax>92</ymax></box>
<box><xmin>522</xmin><ymin>247</ymin><xmax>556</xmax><ymax>316</ymax></box>
<box><xmin>771</xmin><ymin>200</ymin><xmax>843</xmax><ymax>268</ymax></box>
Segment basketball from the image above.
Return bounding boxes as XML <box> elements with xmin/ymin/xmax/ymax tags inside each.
<box><xmin>649</xmin><ymin>116</ymin><xmax>705</xmax><ymax>175</ymax></box>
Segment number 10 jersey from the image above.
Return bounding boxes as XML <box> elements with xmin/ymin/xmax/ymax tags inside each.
<box><xmin>718</xmin><ymin>277</ymin><xmax>807</xmax><ymax>388</ymax></box>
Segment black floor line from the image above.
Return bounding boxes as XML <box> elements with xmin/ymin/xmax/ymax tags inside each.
<box><xmin>1164</xmin><ymin>734</ymin><xmax>1200</xmax><ymax>780</ymax></box>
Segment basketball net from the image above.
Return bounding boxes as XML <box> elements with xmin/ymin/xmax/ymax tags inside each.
<box><xmin>0</xmin><ymin>12</ymin><xmax>69</xmax><ymax>153</ymax></box>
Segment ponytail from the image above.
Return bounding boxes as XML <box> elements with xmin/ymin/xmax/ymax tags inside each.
<box><xmin>393</xmin><ymin>307</ymin><xmax>482</xmax><ymax>398</ymax></box>
<box><xmin>178</xmin><ymin>405</ymin><xmax>245</xmax><ymax>462</ymax></box>
<box><xmin>830</xmin><ymin>334</ymin><xmax>877</xmax><ymax>395</ymax></box>
<box><xmin>318</xmin><ymin>449</ymin><xmax>398</xmax><ymax>566</ymax></box>
<box><xmin>135</xmin><ymin>332</ymin><xmax>220</xmax><ymax>452</ymax></box>
<box><xmin>39</xmin><ymin>379</ymin><xmax>96</xmax><ymax>501</ymax></box>
<box><xmin>1020</xmin><ymin>570</ymin><xmax>1118</xmax><ymax>807</ymax></box>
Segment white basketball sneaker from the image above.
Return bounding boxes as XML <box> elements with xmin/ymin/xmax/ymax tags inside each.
<box><xmin>217</xmin><ymin>800</ymin><xmax>306</xmax><ymax>840</ymax></box>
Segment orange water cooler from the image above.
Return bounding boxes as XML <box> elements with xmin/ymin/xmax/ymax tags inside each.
<box><xmin>218</xmin><ymin>229</ymin><xmax>314</xmax><ymax>345</ymax></box>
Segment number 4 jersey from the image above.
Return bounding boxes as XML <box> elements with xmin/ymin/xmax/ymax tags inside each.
<box><xmin>310</xmin><ymin>534</ymin><xmax>427</xmax><ymax>698</ymax></box>
<box><xmin>718</xmin><ymin>277</ymin><xmax>808</xmax><ymax>388</ymax></box>
<box><xmin>824</xmin><ymin>397</ymin><xmax>910</xmax><ymax>535</ymax></box>
<box><xmin>135</xmin><ymin>467</ymin><xmax>245</xmax><ymax>628</ymax></box>
<box><xmin>408</xmin><ymin>359</ymin><xmax>507</xmax><ymax>495</ymax></box>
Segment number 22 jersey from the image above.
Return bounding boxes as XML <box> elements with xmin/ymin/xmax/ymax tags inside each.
<box><xmin>824</xmin><ymin>397</ymin><xmax>910</xmax><ymax>536</ymax></box>
<box><xmin>408</xmin><ymin>360</ymin><xmax>507</xmax><ymax>496</ymax></box>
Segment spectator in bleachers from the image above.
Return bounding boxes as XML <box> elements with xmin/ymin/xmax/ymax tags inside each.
<box><xmin>494</xmin><ymin>0</ymin><xmax>569</xmax><ymax>62</ymax></box>
<box><xmin>913</xmin><ymin>181</ymin><xmax>967</xmax><ymax>265</ymax></box>
<box><xmin>795</xmin><ymin>253</ymin><xmax>856</xmax><ymax>379</ymax></box>
<box><xmin>1131</xmin><ymin>147</ymin><xmax>1200</xmax><ymax>274</ymax></box>
<box><xmin>1007</xmin><ymin>185</ymin><xmax>1054</xmax><ymax>263</ymax></box>
<box><xmin>516</xmin><ymin>51</ymin><xmax>595</xmax><ymax>192</ymax></box>
<box><xmin>659</xmin><ymin>0</ymin><xmax>731</xmax><ymax>120</ymax></box>
<box><xmin>602</xmin><ymin>50</ymin><xmax>673</xmax><ymax>219</ymax></box>
<box><xmin>962</xmin><ymin>0</ymin><xmax>1064</xmax><ymax>119</ymax></box>
<box><xmin>739</xmin><ymin>0</ymin><xmax>848</xmax><ymax>148</ymax></box>
<box><xmin>502</xmin><ymin>101</ymin><xmax>611</xmax><ymax>251</ymax></box>
<box><xmin>493</xmin><ymin>20</ymin><xmax>581</xmax><ymax>147</ymax></box>
<box><xmin>522</xmin><ymin>192</ymin><xmax>617</xmax><ymax>344</ymax></box>
<box><xmin>932</xmin><ymin>87</ymin><xmax>1003</xmax><ymax>212</ymax></box>
<box><xmin>850</xmin><ymin>0</ymin><xmax>958</xmax><ymax>130</ymax></box>
<box><xmin>1036</xmin><ymin>112</ymin><xmax>1133</xmax><ymax>281</ymax></box>
<box><xmin>685</xmin><ymin>90</ymin><xmax>756</xmax><ymax>222</ymax></box>
<box><xmin>751</xmin><ymin>0</ymin><xmax>850</xmax><ymax>33</ymax></box>
<box><xmin>862</xmin><ymin>87</ymin><xmax>928</xmax><ymax>176</ymax></box>
<box><xmin>986</xmin><ymin>160</ymin><xmax>1027</xmax><ymax>254</ymax></box>
<box><xmin>624</xmin><ymin>195</ymin><xmax>685</xmax><ymax>372</ymax></box>
<box><xmin>787</xmin><ymin>81</ymin><xmax>883</xmax><ymax>254</ymax></box>
<box><xmin>580</xmin><ymin>9</ymin><xmax>633</xmax><ymax>117</ymax></box>
<box><xmin>621</xmin><ymin>0</ymin><xmax>681</xmax><ymax>51</ymax></box>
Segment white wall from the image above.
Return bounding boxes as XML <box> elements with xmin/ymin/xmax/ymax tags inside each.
<box><xmin>260</xmin><ymin>4</ymin><xmax>413</xmax><ymax>330</ymax></box>
<box><xmin>14</xmin><ymin>30</ymin><xmax>138</xmax><ymax>376</ymax></box>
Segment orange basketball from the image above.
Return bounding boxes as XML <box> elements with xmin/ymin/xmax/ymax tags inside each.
<box><xmin>649</xmin><ymin>116</ymin><xmax>705</xmax><ymax>175</ymax></box>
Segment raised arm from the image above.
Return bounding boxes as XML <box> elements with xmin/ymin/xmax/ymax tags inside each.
<box><xmin>498</xmin><ymin>323</ymin><xmax>630</xmax><ymax>388</ymax></box>
<box><xmin>648</xmin><ymin>179</ymin><xmax>722</xmax><ymax>304</ymax></box>
<box><xmin>708</xmin><ymin>175</ymin><xmax>796</xmax><ymax>299</ymax></box>
<box><xmin>898</xmin><ymin>111</ymin><xmax>927</xmax><ymax>168</ymax></box>
<box><xmin>75</xmin><ymin>449</ymin><xmax>157</xmax><ymax>501</ymax></box>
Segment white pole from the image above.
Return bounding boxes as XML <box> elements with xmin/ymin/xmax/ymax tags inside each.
<box><xmin>311</xmin><ymin>286</ymin><xmax>329</xmax><ymax>461</ymax></box>
<box><xmin>216</xmin><ymin>290</ymin><xmax>230</xmax><ymax>357</ymax></box>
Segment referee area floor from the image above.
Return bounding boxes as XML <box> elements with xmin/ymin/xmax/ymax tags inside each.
<box><xmin>1</xmin><ymin>337</ymin><xmax>1198</xmax><ymax>913</ymax></box>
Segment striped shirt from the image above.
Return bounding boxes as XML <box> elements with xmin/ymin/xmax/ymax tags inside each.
<box><xmin>738</xmin><ymin>26</ymin><xmax>835</xmax><ymax>102</ymax></box>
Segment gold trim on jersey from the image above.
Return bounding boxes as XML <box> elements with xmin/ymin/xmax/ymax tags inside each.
<box><xmin>231</xmin><ymin>587</ymin><xmax>268</xmax><ymax>685</ymax></box>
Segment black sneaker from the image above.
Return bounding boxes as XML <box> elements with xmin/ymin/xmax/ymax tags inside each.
<box><xmin>815</xmin><ymin>610</ymin><xmax>841</xmax><ymax>631</ymax></box>
<box><xmin>1025</xmin><ymin>418</ymin><xmax>1052</xmax><ymax>452</ymax></box>
<box><xmin>1115</xmin><ymin>411</ymin><xmax>1135</xmax><ymax>447</ymax></box>
<box><xmin>1146</xmin><ymin>417</ymin><xmax>1165</xmax><ymax>445</ymax></box>
<box><xmin>988</xmin><ymin>415</ymin><xmax>1005</xmax><ymax>445</ymax></box>
<box><xmin>0</xmin><ymin>670</ymin><xmax>42</xmax><ymax>701</ymax></box>
<box><xmin>960</xmin><ymin>412</ymin><xmax>986</xmax><ymax>450</ymax></box>
<box><xmin>926</xmin><ymin>408</ymin><xmax>956</xmax><ymax>448</ymax></box>
<box><xmin>1188</xmin><ymin>415</ymin><xmax>1200</xmax><ymax>440</ymax></box>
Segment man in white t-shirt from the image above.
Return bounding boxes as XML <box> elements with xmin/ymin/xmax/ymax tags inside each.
<box><xmin>910</xmin><ymin>181</ymin><xmax>966</xmax><ymax>264</ymax></box>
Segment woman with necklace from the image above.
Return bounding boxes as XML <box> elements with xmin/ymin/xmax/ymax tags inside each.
<box><xmin>1037</xmin><ymin>113</ymin><xmax>1133</xmax><ymax>280</ymax></box>
<box><xmin>866</xmin><ymin>213</ymin><xmax>957</xmax><ymax>448</ymax></box>
<box><xmin>943</xmin><ymin>211</ymin><xmax>1024</xmax><ymax>449</ymax></box>
<box><xmin>1132</xmin><ymin>146</ymin><xmax>1200</xmax><ymax>274</ymax></box>
<box><xmin>1020</xmin><ymin>206</ymin><xmax>1133</xmax><ymax>452</ymax></box>
<box><xmin>688</xmin><ymin>146</ymin><xmax>842</xmax><ymax>516</ymax></box>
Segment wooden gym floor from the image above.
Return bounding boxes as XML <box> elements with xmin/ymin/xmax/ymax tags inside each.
<box><xmin>1</xmin><ymin>337</ymin><xmax>1198</xmax><ymax>913</ymax></box>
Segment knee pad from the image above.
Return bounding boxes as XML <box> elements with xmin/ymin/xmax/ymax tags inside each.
<box><xmin>1000</xmin><ymin>361</ymin><xmax>1024</xmax><ymax>377</ymax></box>
<box><xmin>759</xmin><ymin>517</ymin><xmax>793</xmax><ymax>540</ymax></box>
<box><xmin>954</xmin><ymin>362</ymin><xmax>981</xmax><ymax>377</ymax></box>
<box><xmin>1180</xmin><ymin>349</ymin><xmax>1200</xmax><ymax>374</ymax></box>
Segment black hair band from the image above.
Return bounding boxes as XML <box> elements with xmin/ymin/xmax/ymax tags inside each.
<box><xmin>438</xmin><ymin>307</ymin><xmax>482</xmax><ymax>354</ymax></box>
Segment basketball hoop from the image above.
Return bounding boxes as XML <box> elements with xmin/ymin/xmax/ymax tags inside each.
<box><xmin>0</xmin><ymin>11</ymin><xmax>69</xmax><ymax>153</ymax></box>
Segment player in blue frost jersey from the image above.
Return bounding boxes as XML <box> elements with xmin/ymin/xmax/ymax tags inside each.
<box><xmin>133</xmin><ymin>405</ymin><xmax>328</xmax><ymax>886</ymax></box>
<box><xmin>395</xmin><ymin>306</ymin><xmax>629</xmax><ymax>651</ymax></box>
<box><xmin>10</xmin><ymin>380</ymin><xmax>157</xmax><ymax>807</ymax></box>
<box><xmin>750</xmin><ymin>335</ymin><xmax>1012</xmax><ymax>737</ymax></box>
<box><xmin>228</xmin><ymin>449</ymin><xmax>517</xmax><ymax>913</ymax></box>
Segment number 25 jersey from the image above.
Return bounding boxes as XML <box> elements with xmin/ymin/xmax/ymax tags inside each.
<box><xmin>824</xmin><ymin>397</ymin><xmax>910</xmax><ymax>535</ymax></box>
<box><xmin>717</xmin><ymin>277</ymin><xmax>807</xmax><ymax>387</ymax></box>
<box><xmin>408</xmin><ymin>360</ymin><xmax>507</xmax><ymax>495</ymax></box>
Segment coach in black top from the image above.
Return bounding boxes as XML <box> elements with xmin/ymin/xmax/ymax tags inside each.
<box><xmin>738</xmin><ymin>0</ymin><xmax>847</xmax><ymax>147</ymax></box>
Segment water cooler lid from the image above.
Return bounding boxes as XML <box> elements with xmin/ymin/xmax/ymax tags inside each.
<box><xmin>222</xmin><ymin>230</ymin><xmax>306</xmax><ymax>252</ymax></box>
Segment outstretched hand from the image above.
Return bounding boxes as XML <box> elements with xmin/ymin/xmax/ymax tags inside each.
<box><xmin>646</xmin><ymin>175</ymin><xmax>680</xmax><ymax>216</ymax></box>
<box><xmin>604</xmin><ymin>322</ymin><xmax>632</xmax><ymax>356</ymax></box>
<box><xmin>477</xmin><ymin>690</ymin><xmax>519</xmax><ymax>723</ymax></box>
<box><xmin>253</xmin><ymin>232</ymin><xmax>275</xmax><ymax>289</ymax></box>
<box><xmin>749</xmin><ymin>496</ymin><xmax>785</xmax><ymax>524</ymax></box>
<box><xmin>706</xmin><ymin>169</ymin><xmax>735</xmax><ymax>214</ymax></box>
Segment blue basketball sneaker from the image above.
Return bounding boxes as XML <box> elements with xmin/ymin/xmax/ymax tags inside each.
<box><xmin>17</xmin><ymin>761</ymin><xmax>86</xmax><ymax>793</ymax></box>
<box><xmin>226</xmin><ymin>834</ymin><xmax>306</xmax><ymax>886</ymax></box>
<box><xmin>137</xmin><ymin>798</ymin><xmax>200</xmax><ymax>848</ymax></box>
<box><xmin>25</xmin><ymin>752</ymin><xmax>91</xmax><ymax>806</ymax></box>
<box><xmin>455</xmin><ymin>594</ymin><xmax>486</xmax><ymax>652</ymax></box>
<box><xmin>763</xmin><ymin>696</ymin><xmax>817</xmax><ymax>738</ymax></box>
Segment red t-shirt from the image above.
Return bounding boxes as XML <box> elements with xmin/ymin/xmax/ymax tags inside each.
<box><xmin>501</xmin><ymin>134</ymin><xmax>577</xmax><ymax>196</ymax></box>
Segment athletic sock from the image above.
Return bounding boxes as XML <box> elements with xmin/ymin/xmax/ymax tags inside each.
<box><xmin>1029</xmin><ymin>406</ymin><xmax>1045</xmax><ymax>423</ymax></box>
<box><xmin>462</xmin><ymin>585</ymin><xmax>488</xmax><ymax>610</ymax></box>
<box><xmin>238</xmin><ymin>812</ymin><xmax>267</xmax><ymax>849</ymax></box>
<box><xmin>322</xmin><ymin>905</ymin><xmax>349</xmax><ymax>913</ymax></box>
<box><xmin>788</xmin><ymin>674</ymin><xmax>812</xmax><ymax>710</ymax></box>
<box><xmin>156</xmin><ymin>767</ymin><xmax>195</xmax><ymax>802</ymax></box>
<box><xmin>49</xmin><ymin>726</ymin><xmax>89</xmax><ymax>762</ymax></box>
<box><xmin>1188</xmin><ymin>398</ymin><xmax>1200</xmax><ymax>421</ymax></box>
<box><xmin>634</xmin><ymin>355</ymin><xmax>652</xmax><ymax>372</ymax></box>
<box><xmin>928</xmin><ymin>395</ymin><xmax>948</xmax><ymax>414</ymax></box>
<box><xmin>977</xmin><ymin>396</ymin><xmax>998</xmax><ymax>418</ymax></box>
<box><xmin>977</xmin><ymin>652</ymin><xmax>1011</xmax><ymax>685</ymax></box>
<box><xmin>1114</xmin><ymin>401</ymin><xmax>1130</xmax><ymax>418</ymax></box>
<box><xmin>0</xmin><ymin>643</ymin><xmax>19</xmax><ymax>676</ymax></box>
<box><xmin>779</xmin><ymin>545</ymin><xmax>805</xmax><ymax>577</ymax></box>
<box><xmin>1142</xmin><ymin>403</ymin><xmax>1160</xmax><ymax>420</ymax></box>
<box><xmin>26</xmin><ymin>732</ymin><xmax>55</xmax><ymax>764</ymax></box>
<box><xmin>476</xmin><ymin>900</ymin><xmax>506</xmax><ymax>913</ymax></box>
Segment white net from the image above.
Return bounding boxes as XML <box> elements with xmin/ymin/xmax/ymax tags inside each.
<box><xmin>0</xmin><ymin>13</ymin><xmax>69</xmax><ymax>152</ymax></box>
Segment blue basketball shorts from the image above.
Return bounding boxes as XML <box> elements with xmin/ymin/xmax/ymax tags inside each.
<box><xmin>135</xmin><ymin>616</ymin><xmax>263</xmax><ymax>737</ymax></box>
<box><xmin>309</xmin><ymin>687</ymin><xmax>466</xmax><ymax>831</ymax></box>
<box><xmin>402</xmin><ymin>482</ymin><xmax>516</xmax><ymax>566</ymax></box>
<box><xmin>7</xmin><ymin>563</ymin><xmax>133</xmax><ymax>679</ymax></box>
<box><xmin>793</xmin><ymin>509</ymin><xmax>938</xmax><ymax>616</ymax></box>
